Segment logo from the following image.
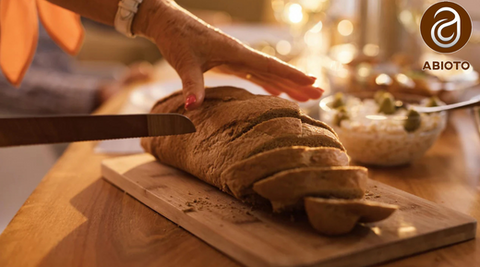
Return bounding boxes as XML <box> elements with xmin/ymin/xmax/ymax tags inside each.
<box><xmin>420</xmin><ymin>1</ymin><xmax>472</xmax><ymax>54</ymax></box>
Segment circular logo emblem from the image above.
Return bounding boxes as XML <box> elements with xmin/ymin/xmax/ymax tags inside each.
<box><xmin>420</xmin><ymin>1</ymin><xmax>472</xmax><ymax>54</ymax></box>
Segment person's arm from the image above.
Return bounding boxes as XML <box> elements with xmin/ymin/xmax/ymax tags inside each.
<box><xmin>47</xmin><ymin>0</ymin><xmax>323</xmax><ymax>110</ymax></box>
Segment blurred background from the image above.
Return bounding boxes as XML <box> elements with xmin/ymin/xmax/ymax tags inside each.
<box><xmin>1</xmin><ymin>0</ymin><xmax>480</xmax><ymax>233</ymax></box>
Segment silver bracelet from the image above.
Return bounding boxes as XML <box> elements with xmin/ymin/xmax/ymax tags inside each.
<box><xmin>114</xmin><ymin>0</ymin><xmax>144</xmax><ymax>38</ymax></box>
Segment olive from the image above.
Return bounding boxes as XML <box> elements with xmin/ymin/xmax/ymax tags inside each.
<box><xmin>425</xmin><ymin>96</ymin><xmax>440</xmax><ymax>107</ymax></box>
<box><xmin>374</xmin><ymin>90</ymin><xmax>387</xmax><ymax>104</ymax></box>
<box><xmin>330</xmin><ymin>92</ymin><xmax>346</xmax><ymax>109</ymax></box>
<box><xmin>378</xmin><ymin>94</ymin><xmax>396</xmax><ymax>114</ymax></box>
<box><xmin>404</xmin><ymin>109</ymin><xmax>421</xmax><ymax>132</ymax></box>
<box><xmin>333</xmin><ymin>108</ymin><xmax>349</xmax><ymax>127</ymax></box>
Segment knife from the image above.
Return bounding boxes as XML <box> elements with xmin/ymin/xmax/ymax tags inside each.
<box><xmin>0</xmin><ymin>114</ymin><xmax>196</xmax><ymax>147</ymax></box>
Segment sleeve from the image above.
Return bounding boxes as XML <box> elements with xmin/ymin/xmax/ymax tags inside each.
<box><xmin>0</xmin><ymin>68</ymin><xmax>105</xmax><ymax>115</ymax></box>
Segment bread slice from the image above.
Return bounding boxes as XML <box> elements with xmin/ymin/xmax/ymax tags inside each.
<box><xmin>252</xmin><ymin>166</ymin><xmax>367</xmax><ymax>212</ymax></box>
<box><xmin>222</xmin><ymin>147</ymin><xmax>349</xmax><ymax>198</ymax></box>
<box><xmin>304</xmin><ymin>197</ymin><xmax>398</xmax><ymax>235</ymax></box>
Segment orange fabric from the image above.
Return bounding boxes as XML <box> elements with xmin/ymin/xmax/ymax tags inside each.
<box><xmin>0</xmin><ymin>0</ymin><xmax>84</xmax><ymax>87</ymax></box>
<box><xmin>36</xmin><ymin>0</ymin><xmax>84</xmax><ymax>56</ymax></box>
<box><xmin>0</xmin><ymin>0</ymin><xmax>39</xmax><ymax>87</ymax></box>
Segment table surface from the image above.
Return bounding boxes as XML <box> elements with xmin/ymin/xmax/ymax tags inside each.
<box><xmin>0</xmin><ymin>86</ymin><xmax>479</xmax><ymax>267</ymax></box>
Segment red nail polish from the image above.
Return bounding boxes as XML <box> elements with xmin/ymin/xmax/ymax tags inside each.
<box><xmin>185</xmin><ymin>94</ymin><xmax>197</xmax><ymax>110</ymax></box>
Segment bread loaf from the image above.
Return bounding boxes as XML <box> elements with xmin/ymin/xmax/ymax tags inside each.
<box><xmin>142</xmin><ymin>87</ymin><xmax>397</xmax><ymax>235</ymax></box>
<box><xmin>142</xmin><ymin>87</ymin><xmax>342</xmax><ymax>190</ymax></box>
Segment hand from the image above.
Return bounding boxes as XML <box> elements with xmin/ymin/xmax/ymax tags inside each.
<box><xmin>135</xmin><ymin>0</ymin><xmax>323</xmax><ymax>110</ymax></box>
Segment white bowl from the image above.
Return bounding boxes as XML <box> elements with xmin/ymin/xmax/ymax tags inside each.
<box><xmin>319</xmin><ymin>92</ymin><xmax>447</xmax><ymax>166</ymax></box>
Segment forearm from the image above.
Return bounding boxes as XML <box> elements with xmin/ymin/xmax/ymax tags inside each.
<box><xmin>47</xmin><ymin>0</ymin><xmax>166</xmax><ymax>37</ymax></box>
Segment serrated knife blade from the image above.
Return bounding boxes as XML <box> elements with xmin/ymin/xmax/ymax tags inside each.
<box><xmin>0</xmin><ymin>114</ymin><xmax>196</xmax><ymax>147</ymax></box>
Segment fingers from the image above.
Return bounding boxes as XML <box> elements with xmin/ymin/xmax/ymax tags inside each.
<box><xmin>241</xmin><ymin>74</ymin><xmax>283</xmax><ymax>97</ymax></box>
<box><xmin>260</xmin><ymin>85</ymin><xmax>282</xmax><ymax>96</ymax></box>
<box><xmin>235</xmin><ymin>46</ymin><xmax>317</xmax><ymax>86</ymax></box>
<box><xmin>248</xmin><ymin>73</ymin><xmax>310</xmax><ymax>102</ymax></box>
<box><xmin>177</xmin><ymin>64</ymin><xmax>205</xmax><ymax>110</ymax></box>
<box><xmin>214</xmin><ymin>66</ymin><xmax>283</xmax><ymax>97</ymax></box>
<box><xmin>228</xmin><ymin>68</ymin><xmax>310</xmax><ymax>101</ymax></box>
<box><xmin>255</xmin><ymin>72</ymin><xmax>324</xmax><ymax>99</ymax></box>
<box><xmin>216</xmin><ymin>64</ymin><xmax>323</xmax><ymax>101</ymax></box>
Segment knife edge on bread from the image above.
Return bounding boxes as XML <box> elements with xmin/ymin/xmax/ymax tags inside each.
<box><xmin>141</xmin><ymin>86</ymin><xmax>398</xmax><ymax>235</ymax></box>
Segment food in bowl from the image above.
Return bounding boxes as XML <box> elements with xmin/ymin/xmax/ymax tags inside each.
<box><xmin>320</xmin><ymin>91</ymin><xmax>447</xmax><ymax>166</ymax></box>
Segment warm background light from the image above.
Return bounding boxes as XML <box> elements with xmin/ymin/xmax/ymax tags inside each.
<box><xmin>337</xmin><ymin>19</ymin><xmax>353</xmax><ymax>36</ymax></box>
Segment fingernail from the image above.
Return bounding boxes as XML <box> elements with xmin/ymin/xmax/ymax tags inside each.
<box><xmin>185</xmin><ymin>94</ymin><xmax>197</xmax><ymax>110</ymax></box>
<box><xmin>308</xmin><ymin>75</ymin><xmax>317</xmax><ymax>81</ymax></box>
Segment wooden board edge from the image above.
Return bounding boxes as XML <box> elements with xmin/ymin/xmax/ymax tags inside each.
<box><xmin>317</xmin><ymin>221</ymin><xmax>477</xmax><ymax>267</ymax></box>
<box><xmin>368</xmin><ymin>179</ymin><xmax>479</xmax><ymax>224</ymax></box>
<box><xmin>101</xmin><ymin>162</ymin><xmax>276</xmax><ymax>267</ymax></box>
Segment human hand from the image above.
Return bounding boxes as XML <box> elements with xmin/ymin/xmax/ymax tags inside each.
<box><xmin>134</xmin><ymin>0</ymin><xmax>323</xmax><ymax>110</ymax></box>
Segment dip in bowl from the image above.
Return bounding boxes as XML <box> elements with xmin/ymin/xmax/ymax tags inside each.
<box><xmin>320</xmin><ymin>91</ymin><xmax>447</xmax><ymax>166</ymax></box>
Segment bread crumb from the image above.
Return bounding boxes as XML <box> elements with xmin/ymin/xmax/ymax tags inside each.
<box><xmin>182</xmin><ymin>207</ymin><xmax>195</xmax><ymax>213</ymax></box>
<box><xmin>374</xmin><ymin>195</ymin><xmax>381</xmax><ymax>198</ymax></box>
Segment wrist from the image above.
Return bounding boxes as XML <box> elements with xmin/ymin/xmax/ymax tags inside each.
<box><xmin>131</xmin><ymin>0</ymin><xmax>169</xmax><ymax>39</ymax></box>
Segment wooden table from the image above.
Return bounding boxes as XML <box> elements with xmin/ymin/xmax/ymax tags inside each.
<box><xmin>0</xmin><ymin>87</ymin><xmax>479</xmax><ymax>267</ymax></box>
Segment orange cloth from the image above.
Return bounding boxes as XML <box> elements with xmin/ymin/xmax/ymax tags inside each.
<box><xmin>0</xmin><ymin>0</ymin><xmax>84</xmax><ymax>87</ymax></box>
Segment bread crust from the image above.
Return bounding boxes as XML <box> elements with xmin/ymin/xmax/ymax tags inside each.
<box><xmin>253</xmin><ymin>166</ymin><xmax>368</xmax><ymax>211</ymax></box>
<box><xmin>304</xmin><ymin>197</ymin><xmax>398</xmax><ymax>235</ymax></box>
<box><xmin>223</xmin><ymin>146</ymin><xmax>349</xmax><ymax>198</ymax></box>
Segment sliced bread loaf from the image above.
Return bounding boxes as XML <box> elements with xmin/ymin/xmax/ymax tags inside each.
<box><xmin>223</xmin><ymin>146</ymin><xmax>349</xmax><ymax>198</ymax></box>
<box><xmin>304</xmin><ymin>197</ymin><xmax>398</xmax><ymax>235</ymax></box>
<box><xmin>252</xmin><ymin>166</ymin><xmax>367</xmax><ymax>212</ymax></box>
<box><xmin>142</xmin><ymin>87</ymin><xmax>340</xmax><ymax>189</ymax></box>
<box><xmin>142</xmin><ymin>87</ymin><xmax>398</xmax><ymax>235</ymax></box>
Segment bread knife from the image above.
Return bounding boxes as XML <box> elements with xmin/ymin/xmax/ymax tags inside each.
<box><xmin>0</xmin><ymin>114</ymin><xmax>195</xmax><ymax>147</ymax></box>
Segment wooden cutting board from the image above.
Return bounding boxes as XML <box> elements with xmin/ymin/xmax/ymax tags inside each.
<box><xmin>101</xmin><ymin>154</ymin><xmax>477</xmax><ymax>267</ymax></box>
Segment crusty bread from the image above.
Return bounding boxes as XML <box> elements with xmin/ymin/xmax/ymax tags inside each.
<box><xmin>142</xmin><ymin>87</ymin><xmax>397</xmax><ymax>235</ymax></box>
<box><xmin>304</xmin><ymin>197</ymin><xmax>398</xmax><ymax>235</ymax></box>
<box><xmin>245</xmin><ymin>121</ymin><xmax>345</xmax><ymax>158</ymax></box>
<box><xmin>253</xmin><ymin>166</ymin><xmax>368</xmax><ymax>212</ymax></box>
<box><xmin>142</xmin><ymin>87</ymin><xmax>343</xmax><ymax>190</ymax></box>
<box><xmin>223</xmin><ymin>146</ymin><xmax>349</xmax><ymax>198</ymax></box>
